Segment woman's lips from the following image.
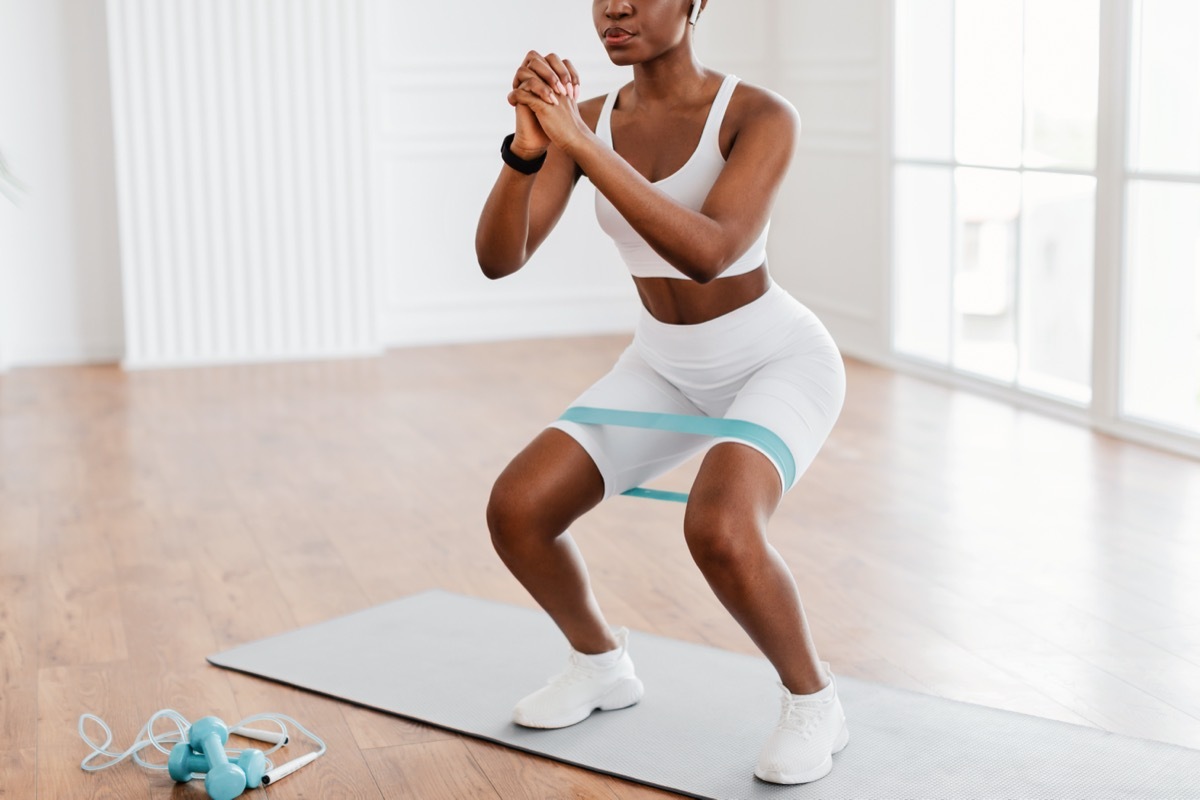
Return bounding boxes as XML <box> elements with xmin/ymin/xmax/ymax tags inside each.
<box><xmin>604</xmin><ymin>28</ymin><xmax>634</xmax><ymax>46</ymax></box>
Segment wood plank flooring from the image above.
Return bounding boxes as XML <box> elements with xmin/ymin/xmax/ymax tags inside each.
<box><xmin>2</xmin><ymin>335</ymin><xmax>1199</xmax><ymax>798</ymax></box>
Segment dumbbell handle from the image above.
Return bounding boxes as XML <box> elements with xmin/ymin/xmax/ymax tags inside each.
<box><xmin>195</xmin><ymin>731</ymin><xmax>231</xmax><ymax>766</ymax></box>
<box><xmin>192</xmin><ymin>726</ymin><xmax>247</xmax><ymax>800</ymax></box>
<box><xmin>171</xmin><ymin>744</ymin><xmax>211</xmax><ymax>778</ymax></box>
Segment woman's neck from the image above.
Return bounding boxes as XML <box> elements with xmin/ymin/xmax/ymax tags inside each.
<box><xmin>630</xmin><ymin>43</ymin><xmax>709</xmax><ymax>108</ymax></box>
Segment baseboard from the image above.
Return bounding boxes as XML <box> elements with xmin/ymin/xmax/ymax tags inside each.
<box><xmin>121</xmin><ymin>345</ymin><xmax>386</xmax><ymax>371</ymax></box>
<box><xmin>382</xmin><ymin>289</ymin><xmax>639</xmax><ymax>348</ymax></box>
<box><xmin>0</xmin><ymin>341</ymin><xmax>124</xmax><ymax>370</ymax></box>
<box><xmin>850</xmin><ymin>348</ymin><xmax>1200</xmax><ymax>463</ymax></box>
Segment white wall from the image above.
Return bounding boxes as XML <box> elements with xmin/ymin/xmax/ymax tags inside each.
<box><xmin>767</xmin><ymin>0</ymin><xmax>891</xmax><ymax>362</ymax></box>
<box><xmin>0</xmin><ymin>0</ymin><xmax>889</xmax><ymax>369</ymax></box>
<box><xmin>0</xmin><ymin>0</ymin><xmax>125</xmax><ymax>370</ymax></box>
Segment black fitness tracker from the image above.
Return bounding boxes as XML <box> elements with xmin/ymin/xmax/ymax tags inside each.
<box><xmin>501</xmin><ymin>133</ymin><xmax>547</xmax><ymax>175</ymax></box>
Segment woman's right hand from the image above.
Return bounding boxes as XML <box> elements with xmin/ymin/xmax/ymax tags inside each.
<box><xmin>508</xmin><ymin>51</ymin><xmax>579</xmax><ymax>157</ymax></box>
<box><xmin>512</xmin><ymin>103</ymin><xmax>549</xmax><ymax>157</ymax></box>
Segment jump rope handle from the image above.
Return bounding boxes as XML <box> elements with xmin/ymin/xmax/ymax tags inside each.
<box><xmin>262</xmin><ymin>751</ymin><xmax>322</xmax><ymax>785</ymax></box>
<box><xmin>232</xmin><ymin>725</ymin><xmax>287</xmax><ymax>746</ymax></box>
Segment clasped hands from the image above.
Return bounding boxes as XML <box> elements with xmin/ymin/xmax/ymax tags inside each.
<box><xmin>507</xmin><ymin>50</ymin><xmax>589</xmax><ymax>160</ymax></box>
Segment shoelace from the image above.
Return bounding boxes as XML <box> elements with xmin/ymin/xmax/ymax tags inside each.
<box><xmin>777</xmin><ymin>695</ymin><xmax>827</xmax><ymax>739</ymax></box>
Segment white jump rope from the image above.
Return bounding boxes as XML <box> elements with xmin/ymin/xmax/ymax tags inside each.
<box><xmin>79</xmin><ymin>709</ymin><xmax>326</xmax><ymax>799</ymax></box>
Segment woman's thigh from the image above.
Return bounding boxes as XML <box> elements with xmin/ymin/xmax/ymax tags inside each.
<box><xmin>545</xmin><ymin>346</ymin><xmax>713</xmax><ymax>502</ymax></box>
<box><xmin>714</xmin><ymin>343</ymin><xmax>847</xmax><ymax>496</ymax></box>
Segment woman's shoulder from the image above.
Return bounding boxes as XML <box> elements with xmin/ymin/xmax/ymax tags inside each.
<box><xmin>726</xmin><ymin>77</ymin><xmax>801</xmax><ymax>132</ymax></box>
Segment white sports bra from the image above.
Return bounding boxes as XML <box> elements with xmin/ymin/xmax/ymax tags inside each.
<box><xmin>594</xmin><ymin>74</ymin><xmax>769</xmax><ymax>280</ymax></box>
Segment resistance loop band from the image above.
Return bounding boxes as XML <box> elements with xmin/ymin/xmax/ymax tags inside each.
<box><xmin>558</xmin><ymin>406</ymin><xmax>796</xmax><ymax>503</ymax></box>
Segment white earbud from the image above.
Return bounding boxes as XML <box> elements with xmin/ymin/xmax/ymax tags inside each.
<box><xmin>689</xmin><ymin>1</ymin><xmax>702</xmax><ymax>25</ymax></box>
<box><xmin>261</xmin><ymin>751</ymin><xmax>322</xmax><ymax>785</ymax></box>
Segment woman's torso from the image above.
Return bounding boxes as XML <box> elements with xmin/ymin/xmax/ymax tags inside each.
<box><xmin>579</xmin><ymin>72</ymin><xmax>771</xmax><ymax>325</ymax></box>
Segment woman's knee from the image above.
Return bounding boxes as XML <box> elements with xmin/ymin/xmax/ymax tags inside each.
<box><xmin>486</xmin><ymin>475</ymin><xmax>546</xmax><ymax>554</ymax></box>
<box><xmin>683</xmin><ymin>498</ymin><xmax>763</xmax><ymax>569</ymax></box>
<box><xmin>488</xmin><ymin>429</ymin><xmax>605</xmax><ymax>552</ymax></box>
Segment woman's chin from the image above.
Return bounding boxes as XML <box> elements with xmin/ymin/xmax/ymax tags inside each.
<box><xmin>601</xmin><ymin>39</ymin><xmax>644</xmax><ymax>67</ymax></box>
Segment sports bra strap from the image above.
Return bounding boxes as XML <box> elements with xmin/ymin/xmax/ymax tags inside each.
<box><xmin>597</xmin><ymin>88</ymin><xmax>621</xmax><ymax>144</ymax></box>
<box><xmin>696</xmin><ymin>75</ymin><xmax>739</xmax><ymax>150</ymax></box>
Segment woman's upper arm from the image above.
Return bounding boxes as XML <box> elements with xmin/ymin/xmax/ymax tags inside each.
<box><xmin>523</xmin><ymin>96</ymin><xmax>606</xmax><ymax>257</ymax></box>
<box><xmin>699</xmin><ymin>88</ymin><xmax>800</xmax><ymax>267</ymax></box>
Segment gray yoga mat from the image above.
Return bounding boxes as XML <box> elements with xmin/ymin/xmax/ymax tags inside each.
<box><xmin>208</xmin><ymin>589</ymin><xmax>1200</xmax><ymax>799</ymax></box>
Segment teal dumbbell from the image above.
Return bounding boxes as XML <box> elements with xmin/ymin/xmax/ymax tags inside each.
<box><xmin>169</xmin><ymin>716</ymin><xmax>261</xmax><ymax>800</ymax></box>
<box><xmin>168</xmin><ymin>740</ymin><xmax>266</xmax><ymax>789</ymax></box>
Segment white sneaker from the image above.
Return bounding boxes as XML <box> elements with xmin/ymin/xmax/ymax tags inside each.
<box><xmin>512</xmin><ymin>626</ymin><xmax>644</xmax><ymax>729</ymax></box>
<box><xmin>754</xmin><ymin>661</ymin><xmax>849</xmax><ymax>785</ymax></box>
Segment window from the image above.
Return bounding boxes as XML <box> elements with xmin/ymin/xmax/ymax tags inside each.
<box><xmin>894</xmin><ymin>0</ymin><xmax>1098</xmax><ymax>404</ymax></box>
<box><xmin>893</xmin><ymin>0</ymin><xmax>1200</xmax><ymax>443</ymax></box>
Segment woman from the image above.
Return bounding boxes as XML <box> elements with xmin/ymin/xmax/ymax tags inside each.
<box><xmin>475</xmin><ymin>0</ymin><xmax>848</xmax><ymax>785</ymax></box>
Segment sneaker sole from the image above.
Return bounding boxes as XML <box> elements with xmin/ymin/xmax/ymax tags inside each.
<box><xmin>754</xmin><ymin>722</ymin><xmax>850</xmax><ymax>785</ymax></box>
<box><xmin>512</xmin><ymin>676</ymin><xmax>644</xmax><ymax>729</ymax></box>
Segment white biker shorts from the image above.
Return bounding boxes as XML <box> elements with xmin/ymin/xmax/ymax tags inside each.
<box><xmin>547</xmin><ymin>280</ymin><xmax>846</xmax><ymax>500</ymax></box>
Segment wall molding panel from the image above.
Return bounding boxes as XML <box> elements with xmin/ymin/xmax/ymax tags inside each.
<box><xmin>798</xmin><ymin>139</ymin><xmax>879</xmax><ymax>155</ymax></box>
<box><xmin>106</xmin><ymin>0</ymin><xmax>377</xmax><ymax>369</ymax></box>
<box><xmin>783</xmin><ymin>66</ymin><xmax>879</xmax><ymax>84</ymax></box>
<box><xmin>767</xmin><ymin>0</ymin><xmax>889</xmax><ymax>359</ymax></box>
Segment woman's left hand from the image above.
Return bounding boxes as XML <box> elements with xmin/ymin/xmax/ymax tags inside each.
<box><xmin>508</xmin><ymin>52</ymin><xmax>588</xmax><ymax>155</ymax></box>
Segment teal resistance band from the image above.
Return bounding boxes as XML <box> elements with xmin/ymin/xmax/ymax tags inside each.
<box><xmin>558</xmin><ymin>406</ymin><xmax>796</xmax><ymax>503</ymax></box>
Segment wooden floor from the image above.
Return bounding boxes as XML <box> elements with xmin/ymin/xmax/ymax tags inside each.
<box><xmin>3</xmin><ymin>334</ymin><xmax>1200</xmax><ymax>798</ymax></box>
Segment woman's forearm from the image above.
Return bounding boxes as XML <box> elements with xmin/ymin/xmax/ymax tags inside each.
<box><xmin>475</xmin><ymin>166</ymin><xmax>539</xmax><ymax>280</ymax></box>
